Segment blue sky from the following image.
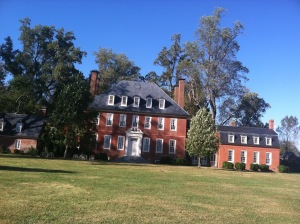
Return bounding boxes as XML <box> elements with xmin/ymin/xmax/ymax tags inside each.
<box><xmin>0</xmin><ymin>0</ymin><xmax>300</xmax><ymax>132</ymax></box>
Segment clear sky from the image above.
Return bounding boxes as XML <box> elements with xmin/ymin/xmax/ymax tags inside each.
<box><xmin>0</xmin><ymin>0</ymin><xmax>300</xmax><ymax>131</ymax></box>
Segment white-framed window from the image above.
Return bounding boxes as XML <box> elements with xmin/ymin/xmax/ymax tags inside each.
<box><xmin>253</xmin><ymin>151</ymin><xmax>259</xmax><ymax>164</ymax></box>
<box><xmin>142</xmin><ymin>138</ymin><xmax>150</xmax><ymax>152</ymax></box>
<box><xmin>156</xmin><ymin>139</ymin><xmax>163</xmax><ymax>153</ymax></box>
<box><xmin>117</xmin><ymin>136</ymin><xmax>125</xmax><ymax>150</ymax></box>
<box><xmin>228</xmin><ymin>134</ymin><xmax>234</xmax><ymax>143</ymax></box>
<box><xmin>121</xmin><ymin>96</ymin><xmax>128</xmax><ymax>106</ymax></box>
<box><xmin>132</xmin><ymin>115</ymin><xmax>139</xmax><ymax>128</ymax></box>
<box><xmin>241</xmin><ymin>150</ymin><xmax>247</xmax><ymax>163</ymax></box>
<box><xmin>146</xmin><ymin>97</ymin><xmax>152</xmax><ymax>108</ymax></box>
<box><xmin>16</xmin><ymin>121</ymin><xmax>22</xmax><ymax>133</ymax></box>
<box><xmin>170</xmin><ymin>118</ymin><xmax>177</xmax><ymax>131</ymax></box>
<box><xmin>108</xmin><ymin>95</ymin><xmax>115</xmax><ymax>105</ymax></box>
<box><xmin>158</xmin><ymin>117</ymin><xmax>164</xmax><ymax>130</ymax></box>
<box><xmin>96</xmin><ymin>113</ymin><xmax>100</xmax><ymax>125</ymax></box>
<box><xmin>266</xmin><ymin>152</ymin><xmax>272</xmax><ymax>165</ymax></box>
<box><xmin>169</xmin><ymin>139</ymin><xmax>176</xmax><ymax>154</ymax></box>
<box><xmin>253</xmin><ymin>136</ymin><xmax>259</xmax><ymax>145</ymax></box>
<box><xmin>159</xmin><ymin>99</ymin><xmax>165</xmax><ymax>109</ymax></box>
<box><xmin>0</xmin><ymin>121</ymin><xmax>3</xmax><ymax>131</ymax></box>
<box><xmin>133</xmin><ymin>97</ymin><xmax>140</xmax><ymax>107</ymax></box>
<box><xmin>106</xmin><ymin>113</ymin><xmax>113</xmax><ymax>126</ymax></box>
<box><xmin>266</xmin><ymin>137</ymin><xmax>272</xmax><ymax>146</ymax></box>
<box><xmin>119</xmin><ymin>114</ymin><xmax>127</xmax><ymax>127</ymax></box>
<box><xmin>228</xmin><ymin>150</ymin><xmax>234</xmax><ymax>162</ymax></box>
<box><xmin>241</xmin><ymin>135</ymin><xmax>247</xmax><ymax>144</ymax></box>
<box><xmin>15</xmin><ymin>139</ymin><xmax>21</xmax><ymax>150</ymax></box>
<box><xmin>144</xmin><ymin>116</ymin><xmax>151</xmax><ymax>129</ymax></box>
<box><xmin>103</xmin><ymin>135</ymin><xmax>111</xmax><ymax>149</ymax></box>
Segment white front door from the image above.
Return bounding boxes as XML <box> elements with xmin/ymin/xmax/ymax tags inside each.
<box><xmin>125</xmin><ymin>128</ymin><xmax>143</xmax><ymax>157</ymax></box>
<box><xmin>131</xmin><ymin>138</ymin><xmax>138</xmax><ymax>156</ymax></box>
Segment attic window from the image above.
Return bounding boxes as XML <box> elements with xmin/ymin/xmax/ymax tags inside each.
<box><xmin>16</xmin><ymin>121</ymin><xmax>22</xmax><ymax>133</ymax></box>
<box><xmin>108</xmin><ymin>95</ymin><xmax>115</xmax><ymax>105</ymax></box>
<box><xmin>253</xmin><ymin>136</ymin><xmax>259</xmax><ymax>145</ymax></box>
<box><xmin>146</xmin><ymin>97</ymin><xmax>152</xmax><ymax>108</ymax></box>
<box><xmin>266</xmin><ymin>137</ymin><xmax>272</xmax><ymax>146</ymax></box>
<box><xmin>241</xmin><ymin>135</ymin><xmax>247</xmax><ymax>144</ymax></box>
<box><xmin>228</xmin><ymin>134</ymin><xmax>234</xmax><ymax>143</ymax></box>
<box><xmin>0</xmin><ymin>120</ymin><xmax>3</xmax><ymax>131</ymax></box>
<box><xmin>121</xmin><ymin>96</ymin><xmax>128</xmax><ymax>106</ymax></box>
<box><xmin>159</xmin><ymin>99</ymin><xmax>165</xmax><ymax>109</ymax></box>
<box><xmin>133</xmin><ymin>97</ymin><xmax>140</xmax><ymax>107</ymax></box>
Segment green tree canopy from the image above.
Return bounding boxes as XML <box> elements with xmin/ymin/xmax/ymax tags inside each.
<box><xmin>186</xmin><ymin>108</ymin><xmax>219</xmax><ymax>167</ymax></box>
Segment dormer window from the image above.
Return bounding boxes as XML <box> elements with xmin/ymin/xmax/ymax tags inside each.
<box><xmin>16</xmin><ymin>121</ymin><xmax>22</xmax><ymax>133</ymax></box>
<box><xmin>0</xmin><ymin>120</ymin><xmax>4</xmax><ymax>131</ymax></box>
<box><xmin>241</xmin><ymin>135</ymin><xmax>247</xmax><ymax>144</ymax></box>
<box><xmin>133</xmin><ymin>97</ymin><xmax>140</xmax><ymax>107</ymax></box>
<box><xmin>228</xmin><ymin>134</ymin><xmax>234</xmax><ymax>143</ymax></box>
<box><xmin>159</xmin><ymin>99</ymin><xmax>165</xmax><ymax>109</ymax></box>
<box><xmin>266</xmin><ymin>137</ymin><xmax>272</xmax><ymax>146</ymax></box>
<box><xmin>108</xmin><ymin>95</ymin><xmax>115</xmax><ymax>105</ymax></box>
<box><xmin>253</xmin><ymin>136</ymin><xmax>259</xmax><ymax>145</ymax></box>
<box><xmin>121</xmin><ymin>96</ymin><xmax>128</xmax><ymax>106</ymax></box>
<box><xmin>146</xmin><ymin>97</ymin><xmax>152</xmax><ymax>108</ymax></box>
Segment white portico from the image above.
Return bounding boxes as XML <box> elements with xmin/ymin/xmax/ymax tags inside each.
<box><xmin>125</xmin><ymin>128</ymin><xmax>143</xmax><ymax>156</ymax></box>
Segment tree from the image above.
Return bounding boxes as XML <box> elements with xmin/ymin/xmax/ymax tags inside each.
<box><xmin>181</xmin><ymin>8</ymin><xmax>249</xmax><ymax>121</ymax></box>
<box><xmin>94</xmin><ymin>48</ymin><xmax>140</xmax><ymax>93</ymax></box>
<box><xmin>186</xmin><ymin>108</ymin><xmax>219</xmax><ymax>167</ymax></box>
<box><xmin>48</xmin><ymin>74</ymin><xmax>97</xmax><ymax>158</ymax></box>
<box><xmin>277</xmin><ymin>116</ymin><xmax>300</xmax><ymax>154</ymax></box>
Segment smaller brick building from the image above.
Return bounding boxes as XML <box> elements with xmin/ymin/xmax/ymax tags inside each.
<box><xmin>0</xmin><ymin>113</ymin><xmax>45</xmax><ymax>152</ymax></box>
<box><xmin>216</xmin><ymin>120</ymin><xmax>280</xmax><ymax>172</ymax></box>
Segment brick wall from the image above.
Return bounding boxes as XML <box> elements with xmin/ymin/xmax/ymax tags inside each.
<box><xmin>0</xmin><ymin>136</ymin><xmax>38</xmax><ymax>152</ymax></box>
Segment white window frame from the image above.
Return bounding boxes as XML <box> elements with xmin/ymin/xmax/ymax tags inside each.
<box><xmin>103</xmin><ymin>135</ymin><xmax>111</xmax><ymax>149</ymax></box>
<box><xmin>159</xmin><ymin>99</ymin><xmax>165</xmax><ymax>109</ymax></box>
<box><xmin>158</xmin><ymin>117</ymin><xmax>164</xmax><ymax>130</ymax></box>
<box><xmin>15</xmin><ymin>139</ymin><xmax>21</xmax><ymax>150</ymax></box>
<box><xmin>266</xmin><ymin>152</ymin><xmax>272</xmax><ymax>165</ymax></box>
<box><xmin>169</xmin><ymin>139</ymin><xmax>176</xmax><ymax>154</ymax></box>
<box><xmin>133</xmin><ymin>97</ymin><xmax>140</xmax><ymax>107</ymax></box>
<box><xmin>108</xmin><ymin>95</ymin><xmax>115</xmax><ymax>105</ymax></box>
<box><xmin>121</xmin><ymin>96</ymin><xmax>128</xmax><ymax>106</ymax></box>
<box><xmin>142</xmin><ymin>138</ymin><xmax>150</xmax><ymax>152</ymax></box>
<box><xmin>96</xmin><ymin>113</ymin><xmax>100</xmax><ymax>125</ymax></box>
<box><xmin>117</xmin><ymin>136</ymin><xmax>125</xmax><ymax>150</ymax></box>
<box><xmin>156</xmin><ymin>139</ymin><xmax>163</xmax><ymax>153</ymax></box>
<box><xmin>241</xmin><ymin>135</ymin><xmax>247</xmax><ymax>144</ymax></box>
<box><xmin>170</xmin><ymin>118</ymin><xmax>177</xmax><ymax>131</ymax></box>
<box><xmin>144</xmin><ymin>116</ymin><xmax>151</xmax><ymax>129</ymax></box>
<box><xmin>228</xmin><ymin>134</ymin><xmax>234</xmax><ymax>143</ymax></box>
<box><xmin>253</xmin><ymin>151</ymin><xmax>259</xmax><ymax>164</ymax></box>
<box><xmin>241</xmin><ymin>150</ymin><xmax>247</xmax><ymax>163</ymax></box>
<box><xmin>228</xmin><ymin>150</ymin><xmax>234</xmax><ymax>162</ymax></box>
<box><xmin>106</xmin><ymin>113</ymin><xmax>113</xmax><ymax>126</ymax></box>
<box><xmin>119</xmin><ymin>114</ymin><xmax>127</xmax><ymax>127</ymax></box>
<box><xmin>16</xmin><ymin>122</ymin><xmax>22</xmax><ymax>133</ymax></box>
<box><xmin>0</xmin><ymin>122</ymin><xmax>3</xmax><ymax>131</ymax></box>
<box><xmin>253</xmin><ymin>136</ymin><xmax>259</xmax><ymax>145</ymax></box>
<box><xmin>146</xmin><ymin>97</ymin><xmax>152</xmax><ymax>108</ymax></box>
<box><xmin>132</xmin><ymin>115</ymin><xmax>139</xmax><ymax>128</ymax></box>
<box><xmin>266</xmin><ymin>137</ymin><xmax>272</xmax><ymax>146</ymax></box>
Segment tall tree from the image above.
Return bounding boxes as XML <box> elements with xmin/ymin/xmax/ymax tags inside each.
<box><xmin>276</xmin><ymin>116</ymin><xmax>300</xmax><ymax>154</ymax></box>
<box><xmin>94</xmin><ymin>48</ymin><xmax>140</xmax><ymax>93</ymax></box>
<box><xmin>181</xmin><ymin>8</ymin><xmax>249</xmax><ymax>121</ymax></box>
<box><xmin>186</xmin><ymin>108</ymin><xmax>219</xmax><ymax>167</ymax></box>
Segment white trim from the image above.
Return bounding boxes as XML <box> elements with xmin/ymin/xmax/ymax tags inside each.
<box><xmin>159</xmin><ymin>99</ymin><xmax>165</xmax><ymax>109</ymax></box>
<box><xmin>117</xmin><ymin>136</ymin><xmax>125</xmax><ymax>150</ymax></box>
<box><xmin>16</xmin><ymin>121</ymin><xmax>22</xmax><ymax>133</ymax></box>
<box><xmin>144</xmin><ymin>116</ymin><xmax>151</xmax><ymax>129</ymax></box>
<box><xmin>103</xmin><ymin>135</ymin><xmax>111</xmax><ymax>149</ymax></box>
<box><xmin>169</xmin><ymin>139</ymin><xmax>176</xmax><ymax>154</ymax></box>
<box><xmin>253</xmin><ymin>136</ymin><xmax>259</xmax><ymax>145</ymax></box>
<box><xmin>266</xmin><ymin>137</ymin><xmax>272</xmax><ymax>146</ymax></box>
<box><xmin>133</xmin><ymin>97</ymin><xmax>140</xmax><ymax>107</ymax></box>
<box><xmin>0</xmin><ymin>121</ymin><xmax>3</xmax><ymax>131</ymax></box>
<box><xmin>253</xmin><ymin>151</ymin><xmax>259</xmax><ymax>164</ymax></box>
<box><xmin>106</xmin><ymin>113</ymin><xmax>113</xmax><ymax>126</ymax></box>
<box><xmin>241</xmin><ymin>150</ymin><xmax>247</xmax><ymax>163</ymax></box>
<box><xmin>132</xmin><ymin>115</ymin><xmax>139</xmax><ymax>128</ymax></box>
<box><xmin>266</xmin><ymin>152</ymin><xmax>272</xmax><ymax>165</ymax></box>
<box><xmin>119</xmin><ymin>114</ymin><xmax>127</xmax><ymax>127</ymax></box>
<box><xmin>15</xmin><ymin>139</ymin><xmax>21</xmax><ymax>150</ymax></box>
<box><xmin>121</xmin><ymin>96</ymin><xmax>128</xmax><ymax>106</ymax></box>
<box><xmin>146</xmin><ymin>97</ymin><xmax>152</xmax><ymax>108</ymax></box>
<box><xmin>228</xmin><ymin>149</ymin><xmax>234</xmax><ymax>163</ymax></box>
<box><xmin>156</xmin><ymin>139</ymin><xmax>163</xmax><ymax>153</ymax></box>
<box><xmin>228</xmin><ymin>134</ymin><xmax>234</xmax><ymax>143</ymax></box>
<box><xmin>158</xmin><ymin>117</ymin><xmax>164</xmax><ymax>130</ymax></box>
<box><xmin>108</xmin><ymin>95</ymin><xmax>115</xmax><ymax>105</ymax></box>
<box><xmin>241</xmin><ymin>135</ymin><xmax>247</xmax><ymax>144</ymax></box>
<box><xmin>170</xmin><ymin>118</ymin><xmax>177</xmax><ymax>131</ymax></box>
<box><xmin>142</xmin><ymin>137</ymin><xmax>150</xmax><ymax>152</ymax></box>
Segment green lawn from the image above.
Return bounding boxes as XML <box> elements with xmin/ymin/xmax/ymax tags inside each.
<box><xmin>0</xmin><ymin>155</ymin><xmax>299</xmax><ymax>224</ymax></box>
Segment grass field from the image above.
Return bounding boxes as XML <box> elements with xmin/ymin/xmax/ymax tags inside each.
<box><xmin>0</xmin><ymin>154</ymin><xmax>299</xmax><ymax>224</ymax></box>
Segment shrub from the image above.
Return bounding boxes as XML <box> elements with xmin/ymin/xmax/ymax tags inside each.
<box><xmin>160</xmin><ymin>156</ymin><xmax>174</xmax><ymax>165</ymax></box>
<box><xmin>235</xmin><ymin>162</ymin><xmax>246</xmax><ymax>171</ymax></box>
<box><xmin>0</xmin><ymin>145</ymin><xmax>8</xmax><ymax>154</ymax></box>
<box><xmin>250</xmin><ymin>163</ymin><xmax>259</xmax><ymax>172</ymax></box>
<box><xmin>96</xmin><ymin>152</ymin><xmax>108</xmax><ymax>161</ymax></box>
<box><xmin>27</xmin><ymin>146</ymin><xmax>38</xmax><ymax>156</ymax></box>
<box><xmin>278</xmin><ymin>165</ymin><xmax>289</xmax><ymax>173</ymax></box>
<box><xmin>175</xmin><ymin>158</ymin><xmax>186</xmax><ymax>165</ymax></box>
<box><xmin>222</xmin><ymin>161</ymin><xmax>234</xmax><ymax>169</ymax></box>
<box><xmin>12</xmin><ymin>148</ymin><xmax>20</xmax><ymax>154</ymax></box>
<box><xmin>259</xmin><ymin>164</ymin><xmax>269</xmax><ymax>172</ymax></box>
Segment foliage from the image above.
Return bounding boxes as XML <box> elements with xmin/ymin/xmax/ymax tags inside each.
<box><xmin>160</xmin><ymin>156</ymin><xmax>174</xmax><ymax>164</ymax></box>
<box><xmin>278</xmin><ymin>165</ymin><xmax>289</xmax><ymax>173</ymax></box>
<box><xmin>94</xmin><ymin>48</ymin><xmax>141</xmax><ymax>93</ymax></box>
<box><xmin>259</xmin><ymin>164</ymin><xmax>270</xmax><ymax>172</ymax></box>
<box><xmin>0</xmin><ymin>145</ymin><xmax>8</xmax><ymax>154</ymax></box>
<box><xmin>250</xmin><ymin>163</ymin><xmax>259</xmax><ymax>172</ymax></box>
<box><xmin>235</xmin><ymin>162</ymin><xmax>246</xmax><ymax>171</ymax></box>
<box><xmin>222</xmin><ymin>161</ymin><xmax>234</xmax><ymax>169</ymax></box>
<box><xmin>175</xmin><ymin>158</ymin><xmax>186</xmax><ymax>165</ymax></box>
<box><xmin>27</xmin><ymin>146</ymin><xmax>38</xmax><ymax>156</ymax></box>
<box><xmin>95</xmin><ymin>152</ymin><xmax>108</xmax><ymax>161</ymax></box>
<box><xmin>186</xmin><ymin>108</ymin><xmax>219</xmax><ymax>166</ymax></box>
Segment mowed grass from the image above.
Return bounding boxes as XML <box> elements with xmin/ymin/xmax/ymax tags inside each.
<box><xmin>0</xmin><ymin>155</ymin><xmax>299</xmax><ymax>224</ymax></box>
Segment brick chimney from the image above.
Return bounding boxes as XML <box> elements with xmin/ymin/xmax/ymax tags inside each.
<box><xmin>269</xmin><ymin>119</ymin><xmax>274</xmax><ymax>130</ymax></box>
<box><xmin>39</xmin><ymin>106</ymin><xmax>47</xmax><ymax>117</ymax></box>
<box><xmin>89</xmin><ymin>70</ymin><xmax>100</xmax><ymax>96</ymax></box>
<box><xmin>230</xmin><ymin>120</ymin><xmax>236</xmax><ymax>127</ymax></box>
<box><xmin>177</xmin><ymin>79</ymin><xmax>185</xmax><ymax>108</ymax></box>
<box><xmin>173</xmin><ymin>84</ymin><xmax>179</xmax><ymax>103</ymax></box>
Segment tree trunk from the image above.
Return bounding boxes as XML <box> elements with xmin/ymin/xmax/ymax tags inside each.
<box><xmin>198</xmin><ymin>155</ymin><xmax>201</xmax><ymax>168</ymax></box>
<box><xmin>64</xmin><ymin>145</ymin><xmax>68</xmax><ymax>159</ymax></box>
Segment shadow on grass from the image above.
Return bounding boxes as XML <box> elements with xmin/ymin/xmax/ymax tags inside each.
<box><xmin>0</xmin><ymin>165</ymin><xmax>76</xmax><ymax>174</ymax></box>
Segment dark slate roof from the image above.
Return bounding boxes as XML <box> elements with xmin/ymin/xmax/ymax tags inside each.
<box><xmin>0</xmin><ymin>113</ymin><xmax>45</xmax><ymax>139</ymax></box>
<box><xmin>88</xmin><ymin>80</ymin><xmax>189</xmax><ymax>117</ymax></box>
<box><xmin>217</xmin><ymin>125</ymin><xmax>280</xmax><ymax>148</ymax></box>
